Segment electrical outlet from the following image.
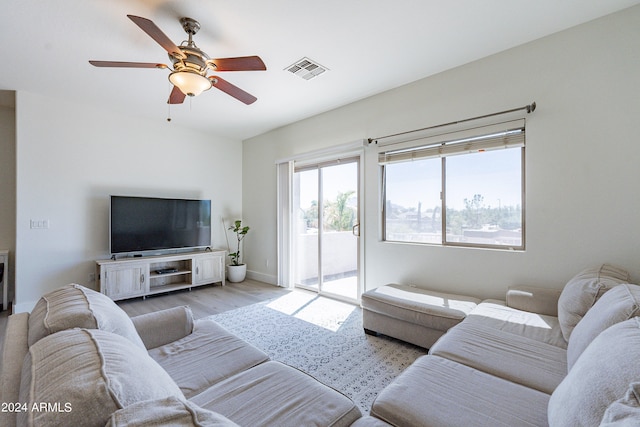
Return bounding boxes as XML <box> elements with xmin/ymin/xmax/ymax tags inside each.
<box><xmin>88</xmin><ymin>273</ymin><xmax>96</xmax><ymax>283</ymax></box>
<box><xmin>30</xmin><ymin>219</ymin><xmax>50</xmax><ymax>229</ymax></box>
<box><xmin>265</xmin><ymin>259</ymin><xmax>269</xmax><ymax>268</ymax></box>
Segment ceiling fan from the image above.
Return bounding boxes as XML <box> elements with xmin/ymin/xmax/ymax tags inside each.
<box><xmin>90</xmin><ymin>15</ymin><xmax>266</xmax><ymax>105</ymax></box>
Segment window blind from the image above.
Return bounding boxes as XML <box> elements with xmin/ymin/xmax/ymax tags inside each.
<box><xmin>378</xmin><ymin>120</ymin><xmax>525</xmax><ymax>165</ymax></box>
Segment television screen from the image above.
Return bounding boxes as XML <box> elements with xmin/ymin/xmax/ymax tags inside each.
<box><xmin>110</xmin><ymin>196</ymin><xmax>211</xmax><ymax>254</ymax></box>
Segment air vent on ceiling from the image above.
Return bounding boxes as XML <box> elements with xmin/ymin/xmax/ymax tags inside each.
<box><xmin>285</xmin><ymin>57</ymin><xmax>328</xmax><ymax>80</ymax></box>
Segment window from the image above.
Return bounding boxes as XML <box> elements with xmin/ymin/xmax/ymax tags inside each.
<box><xmin>381</xmin><ymin>121</ymin><xmax>525</xmax><ymax>250</ymax></box>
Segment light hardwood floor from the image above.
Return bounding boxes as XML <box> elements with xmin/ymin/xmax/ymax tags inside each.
<box><xmin>117</xmin><ymin>279</ymin><xmax>290</xmax><ymax>319</ymax></box>
<box><xmin>0</xmin><ymin>280</ymin><xmax>291</xmax><ymax>348</ymax></box>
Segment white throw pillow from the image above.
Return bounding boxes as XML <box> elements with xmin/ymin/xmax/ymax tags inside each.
<box><xmin>28</xmin><ymin>283</ymin><xmax>145</xmax><ymax>349</ymax></box>
<box><xmin>567</xmin><ymin>284</ymin><xmax>640</xmax><ymax>370</ymax></box>
<box><xmin>548</xmin><ymin>318</ymin><xmax>640</xmax><ymax>427</ymax></box>
<box><xmin>18</xmin><ymin>328</ymin><xmax>184</xmax><ymax>427</ymax></box>
<box><xmin>557</xmin><ymin>264</ymin><xmax>629</xmax><ymax>341</ymax></box>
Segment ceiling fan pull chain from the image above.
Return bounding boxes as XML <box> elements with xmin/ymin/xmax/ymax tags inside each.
<box><xmin>167</xmin><ymin>84</ymin><xmax>172</xmax><ymax>122</ymax></box>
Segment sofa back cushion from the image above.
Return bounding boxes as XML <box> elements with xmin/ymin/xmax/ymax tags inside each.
<box><xmin>28</xmin><ymin>283</ymin><xmax>145</xmax><ymax>349</ymax></box>
<box><xmin>600</xmin><ymin>382</ymin><xmax>640</xmax><ymax>426</ymax></box>
<box><xmin>548</xmin><ymin>318</ymin><xmax>640</xmax><ymax>427</ymax></box>
<box><xmin>557</xmin><ymin>264</ymin><xmax>629</xmax><ymax>341</ymax></box>
<box><xmin>106</xmin><ymin>396</ymin><xmax>239</xmax><ymax>426</ymax></box>
<box><xmin>18</xmin><ymin>328</ymin><xmax>184</xmax><ymax>427</ymax></box>
<box><xmin>567</xmin><ymin>284</ymin><xmax>640</xmax><ymax>370</ymax></box>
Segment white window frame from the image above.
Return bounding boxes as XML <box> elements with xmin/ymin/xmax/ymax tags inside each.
<box><xmin>379</xmin><ymin>119</ymin><xmax>526</xmax><ymax>250</ymax></box>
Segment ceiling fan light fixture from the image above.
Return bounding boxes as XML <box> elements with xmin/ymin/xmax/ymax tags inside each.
<box><xmin>169</xmin><ymin>71</ymin><xmax>212</xmax><ymax>97</ymax></box>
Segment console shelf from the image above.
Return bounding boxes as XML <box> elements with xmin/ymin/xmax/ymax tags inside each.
<box><xmin>96</xmin><ymin>249</ymin><xmax>226</xmax><ymax>301</ymax></box>
<box><xmin>146</xmin><ymin>283</ymin><xmax>194</xmax><ymax>296</ymax></box>
<box><xmin>149</xmin><ymin>270</ymin><xmax>191</xmax><ymax>279</ymax></box>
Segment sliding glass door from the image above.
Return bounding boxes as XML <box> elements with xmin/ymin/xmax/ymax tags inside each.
<box><xmin>293</xmin><ymin>157</ymin><xmax>360</xmax><ymax>302</ymax></box>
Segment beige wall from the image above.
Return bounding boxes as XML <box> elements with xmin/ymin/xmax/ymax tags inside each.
<box><xmin>14</xmin><ymin>92</ymin><xmax>243</xmax><ymax>311</ymax></box>
<box><xmin>242</xmin><ymin>6</ymin><xmax>640</xmax><ymax>299</ymax></box>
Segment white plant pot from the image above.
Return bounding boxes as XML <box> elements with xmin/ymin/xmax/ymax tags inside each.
<box><xmin>227</xmin><ymin>264</ymin><xmax>247</xmax><ymax>283</ymax></box>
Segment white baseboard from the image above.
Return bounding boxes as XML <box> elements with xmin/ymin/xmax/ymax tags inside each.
<box><xmin>246</xmin><ymin>269</ymin><xmax>278</xmax><ymax>286</ymax></box>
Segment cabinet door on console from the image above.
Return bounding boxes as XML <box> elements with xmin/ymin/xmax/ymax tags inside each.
<box><xmin>194</xmin><ymin>253</ymin><xmax>224</xmax><ymax>285</ymax></box>
<box><xmin>101</xmin><ymin>263</ymin><xmax>149</xmax><ymax>300</ymax></box>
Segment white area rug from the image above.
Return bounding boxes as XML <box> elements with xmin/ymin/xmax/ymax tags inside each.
<box><xmin>207</xmin><ymin>291</ymin><xmax>426</xmax><ymax>413</ymax></box>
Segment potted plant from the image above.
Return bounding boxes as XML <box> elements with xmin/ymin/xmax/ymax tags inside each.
<box><xmin>227</xmin><ymin>219</ymin><xmax>250</xmax><ymax>282</ymax></box>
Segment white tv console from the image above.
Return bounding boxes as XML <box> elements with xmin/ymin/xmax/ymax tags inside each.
<box><xmin>96</xmin><ymin>249</ymin><xmax>226</xmax><ymax>301</ymax></box>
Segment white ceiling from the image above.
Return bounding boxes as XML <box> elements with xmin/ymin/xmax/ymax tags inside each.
<box><xmin>1</xmin><ymin>0</ymin><xmax>638</xmax><ymax>140</ymax></box>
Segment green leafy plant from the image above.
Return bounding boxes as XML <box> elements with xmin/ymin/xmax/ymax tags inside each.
<box><xmin>324</xmin><ymin>190</ymin><xmax>356</xmax><ymax>231</ymax></box>
<box><xmin>228</xmin><ymin>220</ymin><xmax>250</xmax><ymax>266</ymax></box>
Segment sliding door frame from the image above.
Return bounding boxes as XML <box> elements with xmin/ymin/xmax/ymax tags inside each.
<box><xmin>277</xmin><ymin>142</ymin><xmax>365</xmax><ymax>303</ymax></box>
<box><xmin>294</xmin><ymin>156</ymin><xmax>361</xmax><ymax>302</ymax></box>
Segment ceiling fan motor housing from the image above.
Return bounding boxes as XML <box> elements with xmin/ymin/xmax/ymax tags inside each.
<box><xmin>168</xmin><ymin>17</ymin><xmax>214</xmax><ymax>97</ymax></box>
<box><xmin>170</xmin><ymin>45</ymin><xmax>210</xmax><ymax>75</ymax></box>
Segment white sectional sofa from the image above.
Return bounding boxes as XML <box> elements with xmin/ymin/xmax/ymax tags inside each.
<box><xmin>0</xmin><ymin>284</ymin><xmax>362</xmax><ymax>427</ymax></box>
<box><xmin>4</xmin><ymin>263</ymin><xmax>640</xmax><ymax>426</ymax></box>
<box><xmin>356</xmin><ymin>264</ymin><xmax>640</xmax><ymax>426</ymax></box>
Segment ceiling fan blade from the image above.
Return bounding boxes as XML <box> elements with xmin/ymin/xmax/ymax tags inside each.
<box><xmin>89</xmin><ymin>60</ymin><xmax>167</xmax><ymax>69</ymax></box>
<box><xmin>209</xmin><ymin>56</ymin><xmax>266</xmax><ymax>72</ymax></box>
<box><xmin>127</xmin><ymin>15</ymin><xmax>186</xmax><ymax>59</ymax></box>
<box><xmin>210</xmin><ymin>76</ymin><xmax>257</xmax><ymax>105</ymax></box>
<box><xmin>168</xmin><ymin>86</ymin><xmax>186</xmax><ymax>104</ymax></box>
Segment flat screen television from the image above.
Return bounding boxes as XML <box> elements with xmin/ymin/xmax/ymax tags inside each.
<box><xmin>110</xmin><ymin>195</ymin><xmax>211</xmax><ymax>255</ymax></box>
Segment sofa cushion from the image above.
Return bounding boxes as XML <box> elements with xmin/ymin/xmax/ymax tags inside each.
<box><xmin>466</xmin><ymin>299</ymin><xmax>567</xmax><ymax>348</ymax></box>
<box><xmin>430</xmin><ymin>321</ymin><xmax>567</xmax><ymax>394</ymax></box>
<box><xmin>191</xmin><ymin>361</ymin><xmax>361</xmax><ymax>427</ymax></box>
<box><xmin>361</xmin><ymin>284</ymin><xmax>481</xmax><ymax>348</ymax></box>
<box><xmin>28</xmin><ymin>283</ymin><xmax>145</xmax><ymax>349</ymax></box>
<box><xmin>18</xmin><ymin>328</ymin><xmax>183</xmax><ymax>427</ymax></box>
<box><xmin>106</xmin><ymin>396</ymin><xmax>239</xmax><ymax>427</ymax></box>
<box><xmin>506</xmin><ymin>285</ymin><xmax>562</xmax><ymax>316</ymax></box>
<box><xmin>567</xmin><ymin>284</ymin><xmax>640</xmax><ymax>370</ymax></box>
<box><xmin>149</xmin><ymin>319</ymin><xmax>269</xmax><ymax>398</ymax></box>
<box><xmin>600</xmin><ymin>382</ymin><xmax>640</xmax><ymax>426</ymax></box>
<box><xmin>548</xmin><ymin>318</ymin><xmax>640</xmax><ymax>427</ymax></box>
<box><xmin>371</xmin><ymin>355</ymin><xmax>549</xmax><ymax>427</ymax></box>
<box><xmin>361</xmin><ymin>284</ymin><xmax>480</xmax><ymax>331</ymax></box>
<box><xmin>557</xmin><ymin>264</ymin><xmax>629</xmax><ymax>341</ymax></box>
<box><xmin>350</xmin><ymin>416</ymin><xmax>394</xmax><ymax>427</ymax></box>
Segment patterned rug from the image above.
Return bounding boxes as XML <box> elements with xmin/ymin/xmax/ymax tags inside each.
<box><xmin>207</xmin><ymin>291</ymin><xmax>426</xmax><ymax>413</ymax></box>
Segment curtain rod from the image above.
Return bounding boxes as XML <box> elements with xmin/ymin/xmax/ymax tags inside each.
<box><xmin>368</xmin><ymin>101</ymin><xmax>536</xmax><ymax>145</ymax></box>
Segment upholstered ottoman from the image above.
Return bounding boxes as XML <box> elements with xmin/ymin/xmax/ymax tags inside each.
<box><xmin>361</xmin><ymin>284</ymin><xmax>481</xmax><ymax>348</ymax></box>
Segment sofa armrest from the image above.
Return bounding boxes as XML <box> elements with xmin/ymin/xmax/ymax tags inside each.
<box><xmin>131</xmin><ymin>306</ymin><xmax>195</xmax><ymax>350</ymax></box>
<box><xmin>0</xmin><ymin>312</ymin><xmax>29</xmax><ymax>427</ymax></box>
<box><xmin>506</xmin><ymin>286</ymin><xmax>562</xmax><ymax>317</ymax></box>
